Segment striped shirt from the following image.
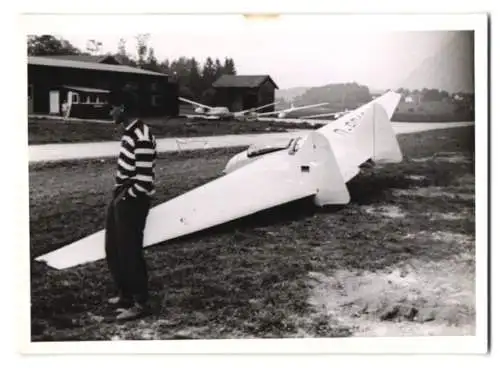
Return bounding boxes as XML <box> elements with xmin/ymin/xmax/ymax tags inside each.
<box><xmin>115</xmin><ymin>119</ymin><xmax>157</xmax><ymax>199</ymax></box>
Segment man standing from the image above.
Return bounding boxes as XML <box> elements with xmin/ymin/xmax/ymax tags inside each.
<box><xmin>105</xmin><ymin>104</ymin><xmax>157</xmax><ymax>321</ymax></box>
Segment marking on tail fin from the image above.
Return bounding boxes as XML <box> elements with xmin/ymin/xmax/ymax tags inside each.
<box><xmin>332</xmin><ymin>109</ymin><xmax>367</xmax><ymax>135</ymax></box>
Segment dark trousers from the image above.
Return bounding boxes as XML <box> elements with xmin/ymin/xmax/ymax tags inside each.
<box><xmin>105</xmin><ymin>188</ymin><xmax>150</xmax><ymax>304</ymax></box>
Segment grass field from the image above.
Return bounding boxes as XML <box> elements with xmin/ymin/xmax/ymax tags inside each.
<box><xmin>28</xmin><ymin>117</ymin><xmax>299</xmax><ymax>145</ymax></box>
<box><xmin>28</xmin><ymin>112</ymin><xmax>474</xmax><ymax>145</ymax></box>
<box><xmin>29</xmin><ymin>126</ymin><xmax>475</xmax><ymax>341</ymax></box>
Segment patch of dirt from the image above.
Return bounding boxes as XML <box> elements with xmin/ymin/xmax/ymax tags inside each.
<box><xmin>427</xmin><ymin>212</ymin><xmax>468</xmax><ymax>221</ymax></box>
<box><xmin>411</xmin><ymin>153</ymin><xmax>472</xmax><ymax>164</ymax></box>
<box><xmin>393</xmin><ymin>187</ymin><xmax>474</xmax><ymax>201</ymax></box>
<box><xmin>455</xmin><ymin>174</ymin><xmax>475</xmax><ymax>186</ymax></box>
<box><xmin>403</xmin><ymin>231</ymin><xmax>475</xmax><ymax>246</ymax></box>
<box><xmin>362</xmin><ymin>205</ymin><xmax>406</xmax><ymax>219</ymax></box>
<box><xmin>405</xmin><ymin>175</ymin><xmax>427</xmax><ymax>181</ymax></box>
<box><xmin>307</xmin><ymin>251</ymin><xmax>475</xmax><ymax>337</ymax></box>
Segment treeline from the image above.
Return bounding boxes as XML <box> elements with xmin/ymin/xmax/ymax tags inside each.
<box><xmin>394</xmin><ymin>87</ymin><xmax>473</xmax><ymax>102</ymax></box>
<box><xmin>276</xmin><ymin>83</ymin><xmax>474</xmax><ymax>111</ymax></box>
<box><xmin>27</xmin><ymin>34</ymin><xmax>237</xmax><ymax>104</ymax></box>
<box><xmin>288</xmin><ymin>82</ymin><xmax>372</xmax><ymax>109</ymax></box>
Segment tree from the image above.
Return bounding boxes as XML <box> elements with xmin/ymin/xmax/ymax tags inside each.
<box><xmin>202</xmin><ymin>57</ymin><xmax>217</xmax><ymax>90</ymax></box>
<box><xmin>179</xmin><ymin>85</ymin><xmax>195</xmax><ymax>100</ymax></box>
<box><xmin>396</xmin><ymin>88</ymin><xmax>410</xmax><ymax>96</ymax></box>
<box><xmin>439</xmin><ymin>90</ymin><xmax>450</xmax><ymax>100</ymax></box>
<box><xmin>201</xmin><ymin>88</ymin><xmax>216</xmax><ymax>105</ymax></box>
<box><xmin>187</xmin><ymin>58</ymin><xmax>203</xmax><ymax>99</ymax></box>
<box><xmin>118</xmin><ymin>38</ymin><xmax>127</xmax><ymax>56</ymax></box>
<box><xmin>135</xmin><ymin>33</ymin><xmax>150</xmax><ymax>67</ymax></box>
<box><xmin>275</xmin><ymin>97</ymin><xmax>288</xmax><ymax>110</ymax></box>
<box><xmin>421</xmin><ymin>88</ymin><xmax>442</xmax><ymax>102</ymax></box>
<box><xmin>114</xmin><ymin>38</ymin><xmax>137</xmax><ymax>66</ymax></box>
<box><xmin>159</xmin><ymin>59</ymin><xmax>170</xmax><ymax>75</ymax></box>
<box><xmin>86</xmin><ymin>39</ymin><xmax>103</xmax><ymax>55</ymax></box>
<box><xmin>214</xmin><ymin>58</ymin><xmax>223</xmax><ymax>80</ymax></box>
<box><xmin>143</xmin><ymin>47</ymin><xmax>161</xmax><ymax>72</ymax></box>
<box><xmin>167</xmin><ymin>57</ymin><xmax>193</xmax><ymax>96</ymax></box>
<box><xmin>223</xmin><ymin>57</ymin><xmax>236</xmax><ymax>75</ymax></box>
<box><xmin>293</xmin><ymin>82</ymin><xmax>371</xmax><ymax>108</ymax></box>
<box><xmin>170</xmin><ymin>57</ymin><xmax>191</xmax><ymax>83</ymax></box>
<box><xmin>27</xmin><ymin>35</ymin><xmax>82</xmax><ymax>56</ymax></box>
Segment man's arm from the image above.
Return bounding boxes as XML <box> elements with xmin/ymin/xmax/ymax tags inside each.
<box><xmin>128</xmin><ymin>138</ymin><xmax>155</xmax><ymax>198</ymax></box>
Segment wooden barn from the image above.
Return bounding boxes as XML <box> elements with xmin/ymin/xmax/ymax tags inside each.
<box><xmin>28</xmin><ymin>55</ymin><xmax>179</xmax><ymax>119</ymax></box>
<box><xmin>212</xmin><ymin>75</ymin><xmax>278</xmax><ymax>113</ymax></box>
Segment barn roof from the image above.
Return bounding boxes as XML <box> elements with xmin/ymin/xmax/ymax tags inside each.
<box><xmin>212</xmin><ymin>75</ymin><xmax>278</xmax><ymax>89</ymax></box>
<box><xmin>62</xmin><ymin>85</ymin><xmax>111</xmax><ymax>93</ymax></box>
<box><xmin>28</xmin><ymin>56</ymin><xmax>168</xmax><ymax>77</ymax></box>
<box><xmin>45</xmin><ymin>54</ymin><xmax>118</xmax><ymax>64</ymax></box>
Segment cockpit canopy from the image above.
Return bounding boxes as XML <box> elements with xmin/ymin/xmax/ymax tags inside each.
<box><xmin>246</xmin><ymin>136</ymin><xmax>305</xmax><ymax>158</ymax></box>
<box><xmin>247</xmin><ymin>138</ymin><xmax>294</xmax><ymax>158</ymax></box>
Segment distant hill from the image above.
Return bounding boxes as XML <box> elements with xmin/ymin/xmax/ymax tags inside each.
<box><xmin>291</xmin><ymin>82</ymin><xmax>373</xmax><ymax>111</ymax></box>
<box><xmin>400</xmin><ymin>31</ymin><xmax>474</xmax><ymax>93</ymax></box>
<box><xmin>277</xmin><ymin>83</ymin><xmax>383</xmax><ymax>109</ymax></box>
<box><xmin>276</xmin><ymin>87</ymin><xmax>310</xmax><ymax>102</ymax></box>
<box><xmin>369</xmin><ymin>88</ymin><xmax>388</xmax><ymax>96</ymax></box>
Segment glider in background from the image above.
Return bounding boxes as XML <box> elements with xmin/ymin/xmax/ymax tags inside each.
<box><xmin>256</xmin><ymin>109</ymin><xmax>352</xmax><ymax>126</ymax></box>
<box><xmin>255</xmin><ymin>102</ymin><xmax>330</xmax><ymax>119</ymax></box>
<box><xmin>301</xmin><ymin>109</ymin><xmax>351</xmax><ymax>120</ymax></box>
<box><xmin>179</xmin><ymin>97</ymin><xmax>278</xmax><ymax>121</ymax></box>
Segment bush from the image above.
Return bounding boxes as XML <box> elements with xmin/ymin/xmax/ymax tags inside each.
<box><xmin>392</xmin><ymin>112</ymin><xmax>474</xmax><ymax>122</ymax></box>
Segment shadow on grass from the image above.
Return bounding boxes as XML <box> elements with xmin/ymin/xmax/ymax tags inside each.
<box><xmin>163</xmin><ymin>167</ymin><xmax>423</xmax><ymax>247</ymax></box>
<box><xmin>171</xmin><ymin>196</ymin><xmax>318</xmax><ymax>246</ymax></box>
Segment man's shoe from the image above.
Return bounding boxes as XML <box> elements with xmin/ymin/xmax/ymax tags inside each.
<box><xmin>108</xmin><ymin>296</ymin><xmax>133</xmax><ymax>308</ymax></box>
<box><xmin>116</xmin><ymin>303</ymin><xmax>150</xmax><ymax>321</ymax></box>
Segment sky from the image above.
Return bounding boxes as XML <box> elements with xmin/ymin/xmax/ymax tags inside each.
<box><xmin>44</xmin><ymin>15</ymin><xmax>460</xmax><ymax>90</ymax></box>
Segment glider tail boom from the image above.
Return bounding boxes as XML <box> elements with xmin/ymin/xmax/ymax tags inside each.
<box><xmin>292</xmin><ymin>131</ymin><xmax>351</xmax><ymax>206</ymax></box>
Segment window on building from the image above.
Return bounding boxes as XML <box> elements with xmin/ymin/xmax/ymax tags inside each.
<box><xmin>85</xmin><ymin>96</ymin><xmax>91</xmax><ymax>104</ymax></box>
<box><xmin>151</xmin><ymin>95</ymin><xmax>162</xmax><ymax>107</ymax></box>
<box><xmin>124</xmin><ymin>82</ymin><xmax>139</xmax><ymax>91</ymax></box>
<box><xmin>72</xmin><ymin>93</ymin><xmax>80</xmax><ymax>104</ymax></box>
<box><xmin>151</xmin><ymin>82</ymin><xmax>159</xmax><ymax>91</ymax></box>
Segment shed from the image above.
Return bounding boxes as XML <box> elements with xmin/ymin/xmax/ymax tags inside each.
<box><xmin>212</xmin><ymin>75</ymin><xmax>278</xmax><ymax>113</ymax></box>
<box><xmin>28</xmin><ymin>56</ymin><xmax>179</xmax><ymax>119</ymax></box>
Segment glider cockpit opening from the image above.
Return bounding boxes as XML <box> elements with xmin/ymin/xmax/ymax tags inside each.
<box><xmin>288</xmin><ymin>136</ymin><xmax>305</xmax><ymax>155</ymax></box>
<box><xmin>246</xmin><ymin>138</ymin><xmax>295</xmax><ymax>158</ymax></box>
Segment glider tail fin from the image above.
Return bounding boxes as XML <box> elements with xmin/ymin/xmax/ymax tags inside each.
<box><xmin>368</xmin><ymin>90</ymin><xmax>403</xmax><ymax>163</ymax></box>
<box><xmin>370</xmin><ymin>102</ymin><xmax>403</xmax><ymax>164</ymax></box>
<box><xmin>373</xmin><ymin>90</ymin><xmax>402</xmax><ymax>120</ymax></box>
<box><xmin>348</xmin><ymin>92</ymin><xmax>403</xmax><ymax>165</ymax></box>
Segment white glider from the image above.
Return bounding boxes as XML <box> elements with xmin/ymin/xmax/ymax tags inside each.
<box><xmin>301</xmin><ymin>109</ymin><xmax>351</xmax><ymax>120</ymax></box>
<box><xmin>179</xmin><ymin>97</ymin><xmax>278</xmax><ymax>120</ymax></box>
<box><xmin>256</xmin><ymin>102</ymin><xmax>330</xmax><ymax>119</ymax></box>
<box><xmin>179</xmin><ymin>97</ymin><xmax>232</xmax><ymax>119</ymax></box>
<box><xmin>233</xmin><ymin>102</ymin><xmax>280</xmax><ymax>120</ymax></box>
<box><xmin>36</xmin><ymin>91</ymin><xmax>402</xmax><ymax>270</ymax></box>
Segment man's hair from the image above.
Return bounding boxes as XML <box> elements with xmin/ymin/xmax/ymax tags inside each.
<box><xmin>112</xmin><ymin>104</ymin><xmax>126</xmax><ymax>112</ymax></box>
<box><xmin>110</xmin><ymin>91</ymin><xmax>137</xmax><ymax>113</ymax></box>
